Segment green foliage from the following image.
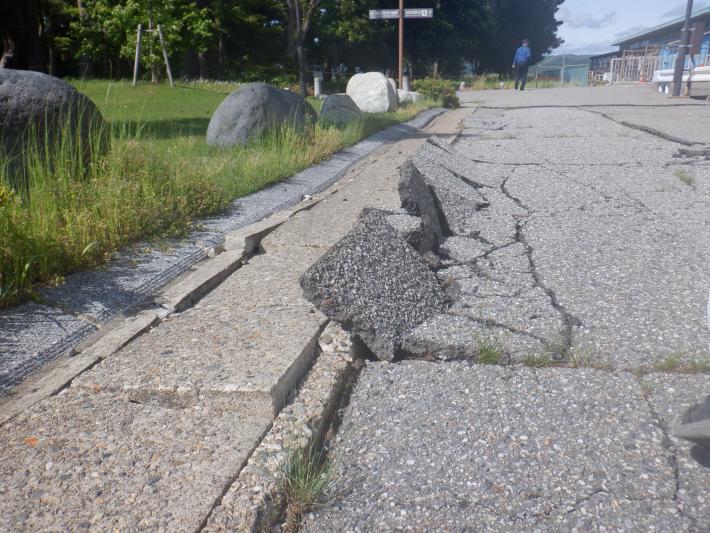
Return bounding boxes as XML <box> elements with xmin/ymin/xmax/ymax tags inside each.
<box><xmin>412</xmin><ymin>78</ymin><xmax>460</xmax><ymax>108</ymax></box>
<box><xmin>522</xmin><ymin>353</ymin><xmax>556</xmax><ymax>368</ymax></box>
<box><xmin>63</xmin><ymin>0</ymin><xmax>212</xmax><ymax>78</ymax></box>
<box><xmin>477</xmin><ymin>340</ymin><xmax>502</xmax><ymax>365</ymax></box>
<box><xmin>280</xmin><ymin>446</ymin><xmax>331</xmax><ymax>530</ymax></box>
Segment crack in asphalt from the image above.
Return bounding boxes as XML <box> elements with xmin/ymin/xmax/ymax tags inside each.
<box><xmin>500</xmin><ymin>173</ymin><xmax>583</xmax><ymax>355</ymax></box>
<box><xmin>581</xmin><ymin>108</ymin><xmax>696</xmax><ymax>147</ymax></box>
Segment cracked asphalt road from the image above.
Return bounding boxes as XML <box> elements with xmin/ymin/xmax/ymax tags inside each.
<box><xmin>305</xmin><ymin>87</ymin><xmax>710</xmax><ymax>531</ymax></box>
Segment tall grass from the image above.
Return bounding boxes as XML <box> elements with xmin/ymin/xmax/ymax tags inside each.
<box><xmin>0</xmin><ymin>95</ymin><xmax>434</xmax><ymax>308</ymax></box>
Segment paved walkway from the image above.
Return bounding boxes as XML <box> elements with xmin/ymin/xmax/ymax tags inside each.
<box><xmin>305</xmin><ymin>86</ymin><xmax>710</xmax><ymax>531</ymax></box>
<box><xmin>0</xmin><ymin>108</ymin><xmax>467</xmax><ymax>531</ymax></box>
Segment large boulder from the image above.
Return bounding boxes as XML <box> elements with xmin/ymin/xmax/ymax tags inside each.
<box><xmin>346</xmin><ymin>72</ymin><xmax>398</xmax><ymax>113</ymax></box>
<box><xmin>318</xmin><ymin>94</ymin><xmax>363</xmax><ymax>126</ymax></box>
<box><xmin>0</xmin><ymin>69</ymin><xmax>105</xmax><ymax>175</ymax></box>
<box><xmin>206</xmin><ymin>83</ymin><xmax>317</xmax><ymax>147</ymax></box>
<box><xmin>300</xmin><ymin>208</ymin><xmax>446</xmax><ymax>361</ymax></box>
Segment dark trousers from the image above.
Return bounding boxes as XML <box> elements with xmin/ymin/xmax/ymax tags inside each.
<box><xmin>514</xmin><ymin>63</ymin><xmax>529</xmax><ymax>90</ymax></box>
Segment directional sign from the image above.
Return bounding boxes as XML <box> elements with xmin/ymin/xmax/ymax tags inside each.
<box><xmin>369</xmin><ymin>8</ymin><xmax>433</xmax><ymax>20</ymax></box>
<box><xmin>369</xmin><ymin>9</ymin><xmax>399</xmax><ymax>19</ymax></box>
<box><xmin>404</xmin><ymin>8</ymin><xmax>433</xmax><ymax>18</ymax></box>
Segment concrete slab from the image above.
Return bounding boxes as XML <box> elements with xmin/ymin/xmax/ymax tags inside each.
<box><xmin>72</xmin><ymin>300</ymin><xmax>327</xmax><ymax>413</ymax></box>
<box><xmin>305</xmin><ymin>363</ymin><xmax>685</xmax><ymax>532</ymax></box>
<box><xmin>0</xmin><ymin>388</ymin><xmax>271</xmax><ymax>532</ymax></box>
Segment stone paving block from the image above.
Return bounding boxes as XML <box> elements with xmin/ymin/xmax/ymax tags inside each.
<box><xmin>0</xmin><ymin>388</ymin><xmax>271</xmax><ymax>532</ymax></box>
<box><xmin>644</xmin><ymin>373</ymin><xmax>710</xmax><ymax>526</ymax></box>
<box><xmin>305</xmin><ymin>363</ymin><xmax>680</xmax><ymax>532</ymax></box>
<box><xmin>300</xmin><ymin>209</ymin><xmax>446</xmax><ymax>361</ymax></box>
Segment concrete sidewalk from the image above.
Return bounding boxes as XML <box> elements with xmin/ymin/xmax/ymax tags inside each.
<box><xmin>0</xmin><ymin>108</ymin><xmax>468</xmax><ymax>531</ymax></box>
<box><xmin>305</xmin><ymin>88</ymin><xmax>710</xmax><ymax>531</ymax></box>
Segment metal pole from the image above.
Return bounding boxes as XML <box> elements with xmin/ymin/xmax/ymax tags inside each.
<box><xmin>132</xmin><ymin>24</ymin><xmax>142</xmax><ymax>86</ymax></box>
<box><xmin>398</xmin><ymin>0</ymin><xmax>404</xmax><ymax>88</ymax></box>
<box><xmin>157</xmin><ymin>25</ymin><xmax>174</xmax><ymax>88</ymax></box>
<box><xmin>672</xmin><ymin>0</ymin><xmax>694</xmax><ymax>97</ymax></box>
<box><xmin>560</xmin><ymin>51</ymin><xmax>566</xmax><ymax>87</ymax></box>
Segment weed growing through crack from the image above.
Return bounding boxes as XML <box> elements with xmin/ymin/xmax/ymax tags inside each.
<box><xmin>567</xmin><ymin>347</ymin><xmax>613</xmax><ymax>371</ymax></box>
<box><xmin>654</xmin><ymin>354</ymin><xmax>683</xmax><ymax>372</ymax></box>
<box><xmin>281</xmin><ymin>446</ymin><xmax>331</xmax><ymax>532</ymax></box>
<box><xmin>477</xmin><ymin>340</ymin><xmax>503</xmax><ymax>365</ymax></box>
<box><xmin>674</xmin><ymin>169</ymin><xmax>695</xmax><ymax>188</ymax></box>
<box><xmin>640</xmin><ymin>380</ymin><xmax>654</xmax><ymax>399</ymax></box>
<box><xmin>522</xmin><ymin>353</ymin><xmax>556</xmax><ymax>368</ymax></box>
<box><xmin>686</xmin><ymin>359</ymin><xmax>710</xmax><ymax>373</ymax></box>
<box><xmin>652</xmin><ymin>353</ymin><xmax>710</xmax><ymax>374</ymax></box>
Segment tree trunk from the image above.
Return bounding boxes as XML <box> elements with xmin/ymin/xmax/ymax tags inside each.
<box><xmin>198</xmin><ymin>51</ymin><xmax>208</xmax><ymax>79</ymax></box>
<box><xmin>77</xmin><ymin>0</ymin><xmax>93</xmax><ymax>77</ymax></box>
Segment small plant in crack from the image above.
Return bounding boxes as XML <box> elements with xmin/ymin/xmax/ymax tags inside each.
<box><xmin>674</xmin><ymin>169</ymin><xmax>695</xmax><ymax>188</ymax></box>
<box><xmin>542</xmin><ymin>333</ymin><xmax>568</xmax><ymax>359</ymax></box>
<box><xmin>280</xmin><ymin>446</ymin><xmax>332</xmax><ymax>532</ymax></box>
<box><xmin>640</xmin><ymin>379</ymin><xmax>654</xmax><ymax>399</ymax></box>
<box><xmin>477</xmin><ymin>339</ymin><xmax>503</xmax><ymax>365</ymax></box>
<box><xmin>522</xmin><ymin>352</ymin><xmax>556</xmax><ymax>368</ymax></box>
<box><xmin>567</xmin><ymin>347</ymin><xmax>613</xmax><ymax>371</ymax></box>
<box><xmin>654</xmin><ymin>354</ymin><xmax>683</xmax><ymax>373</ymax></box>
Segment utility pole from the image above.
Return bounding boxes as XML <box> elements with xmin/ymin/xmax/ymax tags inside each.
<box><xmin>672</xmin><ymin>0</ymin><xmax>694</xmax><ymax>97</ymax></box>
<box><xmin>398</xmin><ymin>0</ymin><xmax>404</xmax><ymax>88</ymax></box>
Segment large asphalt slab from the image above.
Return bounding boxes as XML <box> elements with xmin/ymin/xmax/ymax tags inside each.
<box><xmin>306</xmin><ymin>86</ymin><xmax>710</xmax><ymax>531</ymax></box>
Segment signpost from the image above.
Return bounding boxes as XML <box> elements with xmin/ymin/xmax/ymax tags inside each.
<box><xmin>369</xmin><ymin>4</ymin><xmax>434</xmax><ymax>89</ymax></box>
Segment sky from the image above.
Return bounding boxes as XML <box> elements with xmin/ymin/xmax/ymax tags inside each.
<box><xmin>553</xmin><ymin>0</ymin><xmax>710</xmax><ymax>55</ymax></box>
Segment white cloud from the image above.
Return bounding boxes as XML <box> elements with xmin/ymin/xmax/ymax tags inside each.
<box><xmin>559</xmin><ymin>7</ymin><xmax>616</xmax><ymax>29</ymax></box>
<box><xmin>662</xmin><ymin>1</ymin><xmax>710</xmax><ymax>19</ymax></box>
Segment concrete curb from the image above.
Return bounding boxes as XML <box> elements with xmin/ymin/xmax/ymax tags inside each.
<box><xmin>203</xmin><ymin>323</ymin><xmax>356</xmax><ymax>532</ymax></box>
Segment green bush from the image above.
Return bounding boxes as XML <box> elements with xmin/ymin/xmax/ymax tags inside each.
<box><xmin>412</xmin><ymin>78</ymin><xmax>460</xmax><ymax>108</ymax></box>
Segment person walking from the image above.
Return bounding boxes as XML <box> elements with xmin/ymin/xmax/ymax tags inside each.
<box><xmin>512</xmin><ymin>39</ymin><xmax>532</xmax><ymax>91</ymax></box>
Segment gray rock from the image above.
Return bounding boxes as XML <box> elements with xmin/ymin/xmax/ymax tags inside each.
<box><xmin>0</xmin><ymin>69</ymin><xmax>105</xmax><ymax>176</ymax></box>
<box><xmin>398</xmin><ymin>159</ymin><xmax>444</xmax><ymax>248</ymax></box>
<box><xmin>397</xmin><ymin>89</ymin><xmax>422</xmax><ymax>104</ymax></box>
<box><xmin>346</xmin><ymin>72</ymin><xmax>398</xmax><ymax>113</ymax></box>
<box><xmin>318</xmin><ymin>94</ymin><xmax>363</xmax><ymax>126</ymax></box>
<box><xmin>677</xmin><ymin>394</ymin><xmax>710</xmax><ymax>444</ymax></box>
<box><xmin>300</xmin><ymin>209</ymin><xmax>446</xmax><ymax>361</ymax></box>
<box><xmin>206</xmin><ymin>83</ymin><xmax>316</xmax><ymax>147</ymax></box>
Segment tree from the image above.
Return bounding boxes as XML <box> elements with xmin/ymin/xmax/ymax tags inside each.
<box><xmin>481</xmin><ymin>0</ymin><xmax>564</xmax><ymax>73</ymax></box>
<box><xmin>64</xmin><ymin>0</ymin><xmax>212</xmax><ymax>80</ymax></box>
<box><xmin>281</xmin><ymin>0</ymin><xmax>323</xmax><ymax>95</ymax></box>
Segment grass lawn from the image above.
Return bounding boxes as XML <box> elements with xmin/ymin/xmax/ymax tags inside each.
<box><xmin>0</xmin><ymin>79</ymin><xmax>435</xmax><ymax>308</ymax></box>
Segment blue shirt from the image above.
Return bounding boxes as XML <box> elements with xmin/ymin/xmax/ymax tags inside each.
<box><xmin>513</xmin><ymin>46</ymin><xmax>532</xmax><ymax>66</ymax></box>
